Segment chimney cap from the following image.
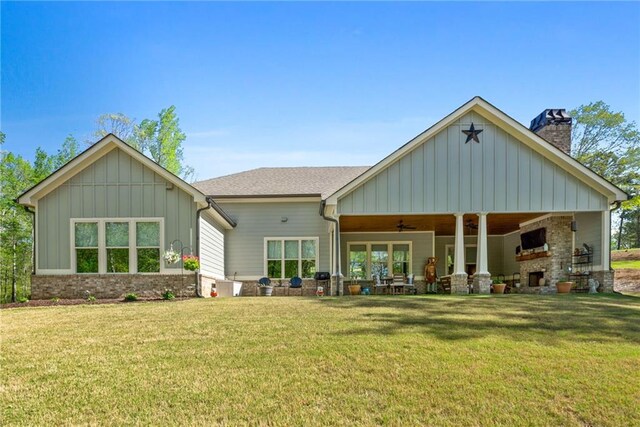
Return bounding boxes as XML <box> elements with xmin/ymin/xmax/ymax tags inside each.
<box><xmin>530</xmin><ymin>109</ymin><xmax>572</xmax><ymax>132</ymax></box>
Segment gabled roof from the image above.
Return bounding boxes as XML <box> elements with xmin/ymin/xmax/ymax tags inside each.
<box><xmin>193</xmin><ymin>166</ymin><xmax>370</xmax><ymax>199</ymax></box>
<box><xmin>17</xmin><ymin>134</ymin><xmax>236</xmax><ymax>229</ymax></box>
<box><xmin>326</xmin><ymin>96</ymin><xmax>628</xmax><ymax>205</ymax></box>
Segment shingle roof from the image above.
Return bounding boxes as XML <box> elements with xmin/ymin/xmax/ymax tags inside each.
<box><xmin>192</xmin><ymin>166</ymin><xmax>370</xmax><ymax>199</ymax></box>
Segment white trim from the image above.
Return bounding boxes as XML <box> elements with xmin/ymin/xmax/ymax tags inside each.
<box><xmin>444</xmin><ymin>243</ymin><xmax>477</xmax><ymax>276</ymax></box>
<box><xmin>325</xmin><ymin>97</ymin><xmax>627</xmax><ymax>204</ymax></box>
<box><xmin>263</xmin><ymin>237</ymin><xmax>320</xmax><ymax>279</ymax></box>
<box><xmin>346</xmin><ymin>241</ymin><xmax>413</xmax><ymax>279</ymax></box>
<box><xmin>213</xmin><ymin>197</ymin><xmax>321</xmax><ymax>204</ymax></box>
<box><xmin>70</xmin><ymin>217</ymin><xmax>165</xmax><ymax>275</ymax></box>
<box><xmin>602</xmin><ymin>210</ymin><xmax>611</xmax><ymax>271</ymax></box>
<box><xmin>518</xmin><ymin>213</ymin><xmax>572</xmax><ymax>228</ymax></box>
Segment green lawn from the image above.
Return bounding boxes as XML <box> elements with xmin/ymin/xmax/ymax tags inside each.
<box><xmin>612</xmin><ymin>260</ymin><xmax>640</xmax><ymax>269</ymax></box>
<box><xmin>2</xmin><ymin>295</ymin><xmax>639</xmax><ymax>426</ymax></box>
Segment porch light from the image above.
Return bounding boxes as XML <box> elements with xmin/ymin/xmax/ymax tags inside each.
<box><xmin>571</xmin><ymin>220</ymin><xmax>577</xmax><ymax>232</ymax></box>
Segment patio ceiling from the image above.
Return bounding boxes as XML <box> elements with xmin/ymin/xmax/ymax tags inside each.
<box><xmin>339</xmin><ymin>213</ymin><xmax>547</xmax><ymax>235</ymax></box>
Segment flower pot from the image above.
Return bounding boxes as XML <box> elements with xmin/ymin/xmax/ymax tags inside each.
<box><xmin>348</xmin><ymin>284</ymin><xmax>362</xmax><ymax>295</ymax></box>
<box><xmin>556</xmin><ymin>281</ymin><xmax>573</xmax><ymax>294</ymax></box>
<box><xmin>493</xmin><ymin>283</ymin><xmax>506</xmax><ymax>294</ymax></box>
<box><xmin>258</xmin><ymin>286</ymin><xmax>273</xmax><ymax>296</ymax></box>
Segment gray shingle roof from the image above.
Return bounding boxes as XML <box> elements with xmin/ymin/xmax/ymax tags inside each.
<box><xmin>192</xmin><ymin>166</ymin><xmax>370</xmax><ymax>199</ymax></box>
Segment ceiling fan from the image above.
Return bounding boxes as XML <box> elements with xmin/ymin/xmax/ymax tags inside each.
<box><xmin>396</xmin><ymin>220</ymin><xmax>417</xmax><ymax>232</ymax></box>
<box><xmin>465</xmin><ymin>219</ymin><xmax>478</xmax><ymax>231</ymax></box>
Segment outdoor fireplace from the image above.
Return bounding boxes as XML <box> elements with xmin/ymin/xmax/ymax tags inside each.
<box><xmin>528</xmin><ymin>271</ymin><xmax>544</xmax><ymax>287</ymax></box>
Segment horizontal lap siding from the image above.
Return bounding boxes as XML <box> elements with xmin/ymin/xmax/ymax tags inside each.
<box><xmin>217</xmin><ymin>202</ymin><xmax>330</xmax><ymax>278</ymax></box>
<box><xmin>37</xmin><ymin>148</ymin><xmax>196</xmax><ymax>270</ymax></box>
<box><xmin>434</xmin><ymin>235</ymin><xmax>504</xmax><ymax>276</ymax></box>
<box><xmin>338</xmin><ymin>112</ymin><xmax>608</xmax><ymax>214</ymax></box>
<box><xmin>199</xmin><ymin>213</ymin><xmax>225</xmax><ymax>279</ymax></box>
<box><xmin>574</xmin><ymin>211</ymin><xmax>603</xmax><ymax>267</ymax></box>
<box><xmin>340</xmin><ymin>232</ymin><xmax>434</xmax><ymax>278</ymax></box>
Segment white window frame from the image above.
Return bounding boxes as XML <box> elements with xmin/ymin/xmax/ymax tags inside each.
<box><xmin>263</xmin><ymin>237</ymin><xmax>319</xmax><ymax>279</ymax></box>
<box><xmin>71</xmin><ymin>218</ymin><xmax>165</xmax><ymax>274</ymax></box>
<box><xmin>346</xmin><ymin>241</ymin><xmax>412</xmax><ymax>279</ymax></box>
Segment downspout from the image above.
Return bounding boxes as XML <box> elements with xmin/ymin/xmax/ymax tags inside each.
<box><xmin>24</xmin><ymin>206</ymin><xmax>36</xmax><ymax>275</ymax></box>
<box><xmin>195</xmin><ymin>197</ymin><xmax>214</xmax><ymax>298</ymax></box>
<box><xmin>319</xmin><ymin>200</ymin><xmax>343</xmax><ymax>296</ymax></box>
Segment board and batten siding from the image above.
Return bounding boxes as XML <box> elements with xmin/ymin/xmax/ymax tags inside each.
<box><xmin>37</xmin><ymin>147</ymin><xmax>196</xmax><ymax>271</ymax></box>
<box><xmin>502</xmin><ymin>232</ymin><xmax>521</xmax><ymax>277</ymax></box>
<box><xmin>574</xmin><ymin>211</ymin><xmax>603</xmax><ymax>267</ymax></box>
<box><xmin>199</xmin><ymin>212</ymin><xmax>226</xmax><ymax>279</ymax></box>
<box><xmin>217</xmin><ymin>201</ymin><xmax>330</xmax><ymax>279</ymax></box>
<box><xmin>338</xmin><ymin>112</ymin><xmax>608</xmax><ymax>215</ymax></box>
<box><xmin>340</xmin><ymin>232</ymin><xmax>434</xmax><ymax>279</ymax></box>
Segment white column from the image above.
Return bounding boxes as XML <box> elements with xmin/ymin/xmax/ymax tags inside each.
<box><xmin>476</xmin><ymin>213</ymin><xmax>489</xmax><ymax>275</ymax></box>
<box><xmin>602</xmin><ymin>209</ymin><xmax>611</xmax><ymax>271</ymax></box>
<box><xmin>453</xmin><ymin>213</ymin><xmax>466</xmax><ymax>275</ymax></box>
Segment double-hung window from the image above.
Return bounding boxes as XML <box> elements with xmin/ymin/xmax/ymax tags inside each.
<box><xmin>72</xmin><ymin>218</ymin><xmax>162</xmax><ymax>274</ymax></box>
<box><xmin>265</xmin><ymin>237</ymin><xmax>318</xmax><ymax>279</ymax></box>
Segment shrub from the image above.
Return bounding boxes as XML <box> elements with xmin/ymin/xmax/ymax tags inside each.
<box><xmin>162</xmin><ymin>290</ymin><xmax>175</xmax><ymax>300</ymax></box>
<box><xmin>51</xmin><ymin>297</ymin><xmax>60</xmax><ymax>303</ymax></box>
<box><xmin>124</xmin><ymin>293</ymin><xmax>138</xmax><ymax>302</ymax></box>
<box><xmin>87</xmin><ymin>295</ymin><xmax>96</xmax><ymax>303</ymax></box>
<box><xmin>17</xmin><ymin>296</ymin><xmax>29</xmax><ymax>303</ymax></box>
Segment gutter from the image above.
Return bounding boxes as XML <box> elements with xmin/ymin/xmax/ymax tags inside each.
<box><xmin>319</xmin><ymin>200</ymin><xmax>342</xmax><ymax>296</ymax></box>
<box><xmin>24</xmin><ymin>206</ymin><xmax>36</xmax><ymax>274</ymax></box>
<box><xmin>195</xmin><ymin>196</ymin><xmax>237</xmax><ymax>297</ymax></box>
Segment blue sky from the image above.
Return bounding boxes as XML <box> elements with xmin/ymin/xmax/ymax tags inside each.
<box><xmin>2</xmin><ymin>1</ymin><xmax>639</xmax><ymax>180</ymax></box>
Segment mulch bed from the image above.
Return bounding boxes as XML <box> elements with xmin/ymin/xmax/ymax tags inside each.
<box><xmin>1</xmin><ymin>297</ymin><xmax>191</xmax><ymax>310</ymax></box>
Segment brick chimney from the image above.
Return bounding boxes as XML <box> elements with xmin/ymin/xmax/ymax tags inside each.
<box><xmin>529</xmin><ymin>109</ymin><xmax>572</xmax><ymax>155</ymax></box>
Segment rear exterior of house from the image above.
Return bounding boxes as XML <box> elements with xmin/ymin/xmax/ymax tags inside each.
<box><xmin>18</xmin><ymin>136</ymin><xmax>235</xmax><ymax>299</ymax></box>
<box><xmin>19</xmin><ymin>97</ymin><xmax>627</xmax><ymax>299</ymax></box>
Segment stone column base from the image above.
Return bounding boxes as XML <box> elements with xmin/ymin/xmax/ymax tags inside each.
<box><xmin>473</xmin><ymin>273</ymin><xmax>492</xmax><ymax>294</ymax></box>
<box><xmin>451</xmin><ymin>273</ymin><xmax>469</xmax><ymax>294</ymax></box>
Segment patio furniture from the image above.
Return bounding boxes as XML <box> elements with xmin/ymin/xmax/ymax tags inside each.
<box><xmin>404</xmin><ymin>274</ymin><xmax>417</xmax><ymax>295</ymax></box>
<box><xmin>257</xmin><ymin>277</ymin><xmax>272</xmax><ymax>296</ymax></box>
<box><xmin>392</xmin><ymin>274</ymin><xmax>405</xmax><ymax>295</ymax></box>
<box><xmin>287</xmin><ymin>276</ymin><xmax>303</xmax><ymax>296</ymax></box>
<box><xmin>314</xmin><ymin>272</ymin><xmax>330</xmax><ymax>295</ymax></box>
<box><xmin>373</xmin><ymin>275</ymin><xmax>387</xmax><ymax>295</ymax></box>
<box><xmin>439</xmin><ymin>276</ymin><xmax>452</xmax><ymax>294</ymax></box>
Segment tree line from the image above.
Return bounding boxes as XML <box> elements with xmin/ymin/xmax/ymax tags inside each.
<box><xmin>0</xmin><ymin>106</ymin><xmax>192</xmax><ymax>302</ymax></box>
<box><xmin>1</xmin><ymin>101</ymin><xmax>638</xmax><ymax>303</ymax></box>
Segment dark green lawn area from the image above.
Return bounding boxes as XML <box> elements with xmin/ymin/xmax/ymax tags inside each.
<box><xmin>2</xmin><ymin>294</ymin><xmax>639</xmax><ymax>426</ymax></box>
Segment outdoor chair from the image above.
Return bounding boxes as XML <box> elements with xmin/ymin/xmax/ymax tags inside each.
<box><xmin>404</xmin><ymin>274</ymin><xmax>417</xmax><ymax>295</ymax></box>
<box><xmin>439</xmin><ymin>276</ymin><xmax>452</xmax><ymax>294</ymax></box>
<box><xmin>287</xmin><ymin>276</ymin><xmax>303</xmax><ymax>296</ymax></box>
<box><xmin>392</xmin><ymin>274</ymin><xmax>405</xmax><ymax>295</ymax></box>
<box><xmin>373</xmin><ymin>275</ymin><xmax>387</xmax><ymax>295</ymax></box>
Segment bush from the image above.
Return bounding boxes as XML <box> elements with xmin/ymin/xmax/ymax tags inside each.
<box><xmin>124</xmin><ymin>293</ymin><xmax>138</xmax><ymax>302</ymax></box>
<box><xmin>87</xmin><ymin>295</ymin><xmax>96</xmax><ymax>303</ymax></box>
<box><xmin>17</xmin><ymin>296</ymin><xmax>29</xmax><ymax>303</ymax></box>
<box><xmin>162</xmin><ymin>290</ymin><xmax>175</xmax><ymax>300</ymax></box>
<box><xmin>51</xmin><ymin>297</ymin><xmax>60</xmax><ymax>303</ymax></box>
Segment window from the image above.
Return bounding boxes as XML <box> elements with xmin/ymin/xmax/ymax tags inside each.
<box><xmin>265</xmin><ymin>238</ymin><xmax>318</xmax><ymax>279</ymax></box>
<box><xmin>136</xmin><ymin>222</ymin><xmax>160</xmax><ymax>273</ymax></box>
<box><xmin>75</xmin><ymin>222</ymin><xmax>99</xmax><ymax>273</ymax></box>
<box><xmin>347</xmin><ymin>242</ymin><xmax>412</xmax><ymax>279</ymax></box>
<box><xmin>72</xmin><ymin>218</ymin><xmax>162</xmax><ymax>274</ymax></box>
<box><xmin>349</xmin><ymin>244</ymin><xmax>367</xmax><ymax>279</ymax></box>
<box><xmin>106</xmin><ymin>222</ymin><xmax>129</xmax><ymax>273</ymax></box>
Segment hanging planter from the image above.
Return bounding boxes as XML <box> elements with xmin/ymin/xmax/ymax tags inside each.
<box><xmin>182</xmin><ymin>255</ymin><xmax>200</xmax><ymax>271</ymax></box>
<box><xmin>163</xmin><ymin>246</ymin><xmax>180</xmax><ymax>265</ymax></box>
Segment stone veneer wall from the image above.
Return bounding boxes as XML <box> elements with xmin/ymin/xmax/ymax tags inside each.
<box><xmin>238</xmin><ymin>279</ymin><xmax>428</xmax><ymax>296</ymax></box>
<box><xmin>518</xmin><ymin>215</ymin><xmax>573</xmax><ymax>292</ymax></box>
<box><xmin>535</xmin><ymin>123</ymin><xmax>572</xmax><ymax>155</ymax></box>
<box><xmin>31</xmin><ymin>274</ymin><xmax>198</xmax><ymax>299</ymax></box>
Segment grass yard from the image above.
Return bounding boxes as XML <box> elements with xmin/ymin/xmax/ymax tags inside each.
<box><xmin>612</xmin><ymin>260</ymin><xmax>640</xmax><ymax>269</ymax></box>
<box><xmin>2</xmin><ymin>295</ymin><xmax>639</xmax><ymax>426</ymax></box>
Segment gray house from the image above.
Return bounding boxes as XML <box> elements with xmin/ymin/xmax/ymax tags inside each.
<box><xmin>19</xmin><ymin>97</ymin><xmax>628</xmax><ymax>298</ymax></box>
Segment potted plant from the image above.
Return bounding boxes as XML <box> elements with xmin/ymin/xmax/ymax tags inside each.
<box><xmin>492</xmin><ymin>278</ymin><xmax>506</xmax><ymax>294</ymax></box>
<box><xmin>348</xmin><ymin>277</ymin><xmax>362</xmax><ymax>296</ymax></box>
<box><xmin>555</xmin><ymin>278</ymin><xmax>573</xmax><ymax>294</ymax></box>
<box><xmin>257</xmin><ymin>279</ymin><xmax>273</xmax><ymax>296</ymax></box>
<box><xmin>182</xmin><ymin>255</ymin><xmax>199</xmax><ymax>271</ymax></box>
<box><xmin>163</xmin><ymin>246</ymin><xmax>180</xmax><ymax>265</ymax></box>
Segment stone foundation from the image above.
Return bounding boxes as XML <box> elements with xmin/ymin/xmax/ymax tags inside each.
<box><xmin>31</xmin><ymin>274</ymin><xmax>198</xmax><ymax>300</ymax></box>
<box><xmin>472</xmin><ymin>273</ymin><xmax>491</xmax><ymax>294</ymax></box>
<box><xmin>591</xmin><ymin>270</ymin><xmax>615</xmax><ymax>293</ymax></box>
<box><xmin>239</xmin><ymin>279</ymin><xmax>331</xmax><ymax>297</ymax></box>
<box><xmin>451</xmin><ymin>273</ymin><xmax>469</xmax><ymax>294</ymax></box>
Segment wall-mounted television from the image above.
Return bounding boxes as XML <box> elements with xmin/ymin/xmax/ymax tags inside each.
<box><xmin>521</xmin><ymin>227</ymin><xmax>546</xmax><ymax>250</ymax></box>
